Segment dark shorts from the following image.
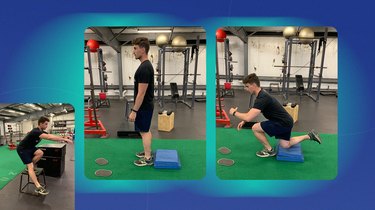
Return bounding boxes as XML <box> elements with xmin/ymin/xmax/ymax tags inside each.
<box><xmin>260</xmin><ymin>120</ymin><xmax>292</xmax><ymax>140</ymax></box>
<box><xmin>17</xmin><ymin>147</ymin><xmax>38</xmax><ymax>164</ymax></box>
<box><xmin>135</xmin><ymin>109</ymin><xmax>153</xmax><ymax>132</ymax></box>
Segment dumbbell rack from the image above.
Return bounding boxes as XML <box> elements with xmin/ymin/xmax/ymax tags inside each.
<box><xmin>220</xmin><ymin>38</ymin><xmax>235</xmax><ymax>98</ymax></box>
<box><xmin>6</xmin><ymin>124</ymin><xmax>17</xmax><ymax>150</ymax></box>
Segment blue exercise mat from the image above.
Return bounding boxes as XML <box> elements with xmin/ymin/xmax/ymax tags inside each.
<box><xmin>276</xmin><ymin>143</ymin><xmax>304</xmax><ymax>162</ymax></box>
<box><xmin>154</xmin><ymin>149</ymin><xmax>181</xmax><ymax>169</ymax></box>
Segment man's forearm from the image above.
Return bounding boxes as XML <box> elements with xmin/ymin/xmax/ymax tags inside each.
<box><xmin>234</xmin><ymin>112</ymin><xmax>250</xmax><ymax>122</ymax></box>
<box><xmin>133</xmin><ymin>93</ymin><xmax>145</xmax><ymax>111</ymax></box>
<box><xmin>46</xmin><ymin>134</ymin><xmax>68</xmax><ymax>142</ymax></box>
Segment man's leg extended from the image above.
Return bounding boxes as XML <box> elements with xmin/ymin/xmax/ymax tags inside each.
<box><xmin>279</xmin><ymin>135</ymin><xmax>310</xmax><ymax>148</ymax></box>
<box><xmin>279</xmin><ymin>130</ymin><xmax>321</xmax><ymax>148</ymax></box>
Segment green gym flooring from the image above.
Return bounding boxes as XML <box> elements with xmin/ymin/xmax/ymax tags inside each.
<box><xmin>216</xmin><ymin>128</ymin><xmax>338</xmax><ymax>180</ymax></box>
<box><xmin>0</xmin><ymin>146</ymin><xmax>24</xmax><ymax>190</ymax></box>
<box><xmin>84</xmin><ymin>138</ymin><xmax>206</xmax><ymax>180</ymax></box>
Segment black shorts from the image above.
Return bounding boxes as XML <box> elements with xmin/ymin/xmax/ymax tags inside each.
<box><xmin>17</xmin><ymin>146</ymin><xmax>38</xmax><ymax>164</ymax></box>
<box><xmin>134</xmin><ymin>109</ymin><xmax>153</xmax><ymax>132</ymax></box>
<box><xmin>260</xmin><ymin>120</ymin><xmax>292</xmax><ymax>140</ymax></box>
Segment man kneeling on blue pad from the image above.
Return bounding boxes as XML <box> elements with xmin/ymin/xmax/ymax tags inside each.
<box><xmin>229</xmin><ymin>73</ymin><xmax>321</xmax><ymax>158</ymax></box>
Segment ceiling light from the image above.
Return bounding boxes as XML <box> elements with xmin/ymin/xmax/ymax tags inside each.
<box><xmin>137</xmin><ymin>29</ymin><xmax>172</xmax><ymax>33</ymax></box>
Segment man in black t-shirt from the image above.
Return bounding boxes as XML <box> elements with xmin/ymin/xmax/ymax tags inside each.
<box><xmin>229</xmin><ymin>73</ymin><xmax>321</xmax><ymax>158</ymax></box>
<box><xmin>17</xmin><ymin>116</ymin><xmax>73</xmax><ymax>195</ymax></box>
<box><xmin>128</xmin><ymin>37</ymin><xmax>155</xmax><ymax>167</ymax></box>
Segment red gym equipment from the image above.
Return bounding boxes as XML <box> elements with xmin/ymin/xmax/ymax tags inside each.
<box><xmin>8</xmin><ymin>144</ymin><xmax>17</xmax><ymax>150</ymax></box>
<box><xmin>224</xmin><ymin>82</ymin><xmax>231</xmax><ymax>90</ymax></box>
<box><xmin>216</xmin><ymin>28</ymin><xmax>227</xmax><ymax>43</ymax></box>
<box><xmin>84</xmin><ymin>108</ymin><xmax>107</xmax><ymax>138</ymax></box>
<box><xmin>99</xmin><ymin>92</ymin><xmax>107</xmax><ymax>100</ymax></box>
<box><xmin>86</xmin><ymin>39</ymin><xmax>100</xmax><ymax>52</ymax></box>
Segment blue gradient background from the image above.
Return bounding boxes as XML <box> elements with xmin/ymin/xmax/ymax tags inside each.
<box><xmin>0</xmin><ymin>1</ymin><xmax>373</xmax><ymax>209</ymax></box>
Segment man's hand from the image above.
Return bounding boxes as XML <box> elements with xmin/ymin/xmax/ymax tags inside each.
<box><xmin>237</xmin><ymin>121</ymin><xmax>245</xmax><ymax>131</ymax></box>
<box><xmin>229</xmin><ymin>107</ymin><xmax>238</xmax><ymax>116</ymax></box>
<box><xmin>64</xmin><ymin>137</ymin><xmax>74</xmax><ymax>144</ymax></box>
<box><xmin>128</xmin><ymin>111</ymin><xmax>136</xmax><ymax>122</ymax></box>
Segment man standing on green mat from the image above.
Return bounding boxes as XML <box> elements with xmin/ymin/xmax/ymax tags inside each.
<box><xmin>229</xmin><ymin>73</ymin><xmax>321</xmax><ymax>158</ymax></box>
<box><xmin>128</xmin><ymin>37</ymin><xmax>155</xmax><ymax>167</ymax></box>
<box><xmin>17</xmin><ymin>116</ymin><xmax>73</xmax><ymax>195</ymax></box>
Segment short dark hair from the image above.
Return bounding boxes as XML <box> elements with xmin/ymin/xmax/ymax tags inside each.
<box><xmin>38</xmin><ymin>116</ymin><xmax>50</xmax><ymax>125</ymax></box>
<box><xmin>242</xmin><ymin>73</ymin><xmax>260</xmax><ymax>87</ymax></box>
<box><xmin>132</xmin><ymin>37</ymin><xmax>150</xmax><ymax>54</ymax></box>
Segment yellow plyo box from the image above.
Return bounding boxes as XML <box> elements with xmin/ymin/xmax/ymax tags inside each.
<box><xmin>284</xmin><ymin>104</ymin><xmax>299</xmax><ymax>123</ymax></box>
<box><xmin>158</xmin><ymin>112</ymin><xmax>175</xmax><ymax>132</ymax></box>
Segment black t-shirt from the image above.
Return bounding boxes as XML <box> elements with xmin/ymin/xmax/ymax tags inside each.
<box><xmin>253</xmin><ymin>89</ymin><xmax>294</xmax><ymax>127</ymax></box>
<box><xmin>134</xmin><ymin>60</ymin><xmax>154</xmax><ymax>110</ymax></box>
<box><xmin>18</xmin><ymin>128</ymin><xmax>48</xmax><ymax>149</ymax></box>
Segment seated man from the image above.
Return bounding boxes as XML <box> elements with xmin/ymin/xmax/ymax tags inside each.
<box><xmin>17</xmin><ymin>116</ymin><xmax>73</xmax><ymax>195</ymax></box>
<box><xmin>229</xmin><ymin>73</ymin><xmax>321</xmax><ymax>158</ymax></box>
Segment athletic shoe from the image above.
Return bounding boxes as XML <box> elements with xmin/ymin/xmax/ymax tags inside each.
<box><xmin>135</xmin><ymin>151</ymin><xmax>145</xmax><ymax>158</ymax></box>
<box><xmin>135</xmin><ymin>151</ymin><xmax>153</xmax><ymax>158</ymax></box>
<box><xmin>308</xmin><ymin>129</ymin><xmax>322</xmax><ymax>144</ymax></box>
<box><xmin>35</xmin><ymin>186</ymin><xmax>49</xmax><ymax>195</ymax></box>
<box><xmin>256</xmin><ymin>148</ymin><xmax>276</xmax><ymax>158</ymax></box>
<box><xmin>134</xmin><ymin>157</ymin><xmax>154</xmax><ymax>167</ymax></box>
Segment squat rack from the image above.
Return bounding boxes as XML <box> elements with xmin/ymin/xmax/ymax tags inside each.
<box><xmin>156</xmin><ymin>36</ymin><xmax>200</xmax><ymax>109</ymax></box>
<box><xmin>279</xmin><ymin>28</ymin><xmax>328</xmax><ymax>103</ymax></box>
<box><xmin>84</xmin><ymin>47</ymin><xmax>108</xmax><ymax>138</ymax></box>
<box><xmin>216</xmin><ymin>40</ymin><xmax>231</xmax><ymax>127</ymax></box>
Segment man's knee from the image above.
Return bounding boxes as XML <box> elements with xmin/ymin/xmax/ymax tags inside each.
<box><xmin>34</xmin><ymin>149</ymin><xmax>44</xmax><ymax>157</ymax></box>
<box><xmin>140</xmin><ymin>131</ymin><xmax>152</xmax><ymax>138</ymax></box>
<box><xmin>252</xmin><ymin>123</ymin><xmax>263</xmax><ymax>133</ymax></box>
<box><xmin>140</xmin><ymin>131</ymin><xmax>151</xmax><ymax>135</ymax></box>
<box><xmin>279</xmin><ymin>140</ymin><xmax>291</xmax><ymax>148</ymax></box>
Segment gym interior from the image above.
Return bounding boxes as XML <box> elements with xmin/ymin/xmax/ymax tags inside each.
<box><xmin>0</xmin><ymin>103</ymin><xmax>75</xmax><ymax>210</ymax></box>
<box><xmin>84</xmin><ymin>27</ymin><xmax>206</xmax><ymax>179</ymax></box>
<box><xmin>215</xmin><ymin>27</ymin><xmax>338</xmax><ymax>179</ymax></box>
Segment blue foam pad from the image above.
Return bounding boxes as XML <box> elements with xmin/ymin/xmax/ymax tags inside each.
<box><xmin>276</xmin><ymin>143</ymin><xmax>304</xmax><ymax>162</ymax></box>
<box><xmin>154</xmin><ymin>149</ymin><xmax>181</xmax><ymax>169</ymax></box>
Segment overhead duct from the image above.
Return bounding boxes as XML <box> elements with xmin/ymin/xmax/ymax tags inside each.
<box><xmin>4</xmin><ymin>105</ymin><xmax>74</xmax><ymax>123</ymax></box>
